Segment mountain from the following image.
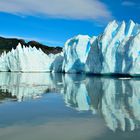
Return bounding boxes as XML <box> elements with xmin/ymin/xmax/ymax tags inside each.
<box><xmin>0</xmin><ymin>36</ymin><xmax>62</xmax><ymax>55</ymax></box>
<box><xmin>1</xmin><ymin>20</ymin><xmax>140</xmax><ymax>75</ymax></box>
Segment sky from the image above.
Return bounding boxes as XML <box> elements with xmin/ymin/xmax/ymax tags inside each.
<box><xmin>0</xmin><ymin>0</ymin><xmax>139</xmax><ymax>47</ymax></box>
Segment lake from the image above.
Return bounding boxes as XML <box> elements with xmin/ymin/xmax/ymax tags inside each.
<box><xmin>0</xmin><ymin>72</ymin><xmax>140</xmax><ymax>140</ymax></box>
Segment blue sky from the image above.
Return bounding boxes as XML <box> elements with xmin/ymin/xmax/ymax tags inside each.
<box><xmin>0</xmin><ymin>0</ymin><xmax>139</xmax><ymax>46</ymax></box>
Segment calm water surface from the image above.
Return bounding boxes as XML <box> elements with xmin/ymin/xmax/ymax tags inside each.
<box><xmin>0</xmin><ymin>72</ymin><xmax>140</xmax><ymax>140</ymax></box>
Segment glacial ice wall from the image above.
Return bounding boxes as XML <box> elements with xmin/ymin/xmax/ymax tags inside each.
<box><xmin>62</xmin><ymin>35</ymin><xmax>91</xmax><ymax>73</ymax></box>
<box><xmin>63</xmin><ymin>20</ymin><xmax>140</xmax><ymax>75</ymax></box>
<box><xmin>97</xmin><ymin>20</ymin><xmax>140</xmax><ymax>74</ymax></box>
<box><xmin>0</xmin><ymin>44</ymin><xmax>63</xmax><ymax>72</ymax></box>
<box><xmin>0</xmin><ymin>20</ymin><xmax>140</xmax><ymax>75</ymax></box>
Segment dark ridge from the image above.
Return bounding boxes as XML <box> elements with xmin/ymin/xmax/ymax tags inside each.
<box><xmin>0</xmin><ymin>36</ymin><xmax>62</xmax><ymax>55</ymax></box>
<box><xmin>27</xmin><ymin>41</ymin><xmax>62</xmax><ymax>54</ymax></box>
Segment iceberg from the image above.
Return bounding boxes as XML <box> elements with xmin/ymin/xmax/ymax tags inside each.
<box><xmin>62</xmin><ymin>35</ymin><xmax>91</xmax><ymax>73</ymax></box>
<box><xmin>0</xmin><ymin>20</ymin><xmax>140</xmax><ymax>75</ymax></box>
<box><xmin>0</xmin><ymin>51</ymin><xmax>9</xmax><ymax>71</ymax></box>
<box><xmin>0</xmin><ymin>43</ymin><xmax>63</xmax><ymax>72</ymax></box>
<box><xmin>62</xmin><ymin>20</ymin><xmax>140</xmax><ymax>75</ymax></box>
<box><xmin>96</xmin><ymin>20</ymin><xmax>140</xmax><ymax>75</ymax></box>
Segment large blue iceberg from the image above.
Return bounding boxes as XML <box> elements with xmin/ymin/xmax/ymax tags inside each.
<box><xmin>63</xmin><ymin>20</ymin><xmax>140</xmax><ymax>75</ymax></box>
<box><xmin>0</xmin><ymin>20</ymin><xmax>140</xmax><ymax>75</ymax></box>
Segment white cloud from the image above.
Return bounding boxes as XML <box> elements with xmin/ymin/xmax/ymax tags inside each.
<box><xmin>122</xmin><ymin>1</ymin><xmax>136</xmax><ymax>6</ymax></box>
<box><xmin>0</xmin><ymin>0</ymin><xmax>112</xmax><ymax>21</ymax></box>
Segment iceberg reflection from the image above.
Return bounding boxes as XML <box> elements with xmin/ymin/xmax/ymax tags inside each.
<box><xmin>62</xmin><ymin>75</ymin><xmax>140</xmax><ymax>132</ymax></box>
<box><xmin>0</xmin><ymin>72</ymin><xmax>59</xmax><ymax>102</ymax></box>
<box><xmin>0</xmin><ymin>72</ymin><xmax>140</xmax><ymax>131</ymax></box>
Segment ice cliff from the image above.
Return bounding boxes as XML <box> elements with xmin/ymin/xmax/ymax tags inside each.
<box><xmin>63</xmin><ymin>20</ymin><xmax>140</xmax><ymax>75</ymax></box>
<box><xmin>0</xmin><ymin>20</ymin><xmax>140</xmax><ymax>75</ymax></box>
<box><xmin>0</xmin><ymin>44</ymin><xmax>63</xmax><ymax>72</ymax></box>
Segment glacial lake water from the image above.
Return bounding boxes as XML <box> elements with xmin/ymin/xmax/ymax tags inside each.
<box><xmin>0</xmin><ymin>72</ymin><xmax>140</xmax><ymax>140</ymax></box>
